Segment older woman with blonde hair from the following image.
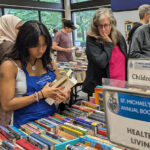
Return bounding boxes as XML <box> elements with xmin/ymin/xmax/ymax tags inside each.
<box><xmin>82</xmin><ymin>8</ymin><xmax>127</xmax><ymax>95</ymax></box>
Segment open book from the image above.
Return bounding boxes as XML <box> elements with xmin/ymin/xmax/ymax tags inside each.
<box><xmin>45</xmin><ymin>70</ymin><xmax>77</xmax><ymax>105</ymax></box>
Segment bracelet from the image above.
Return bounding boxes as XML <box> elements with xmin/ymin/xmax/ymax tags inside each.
<box><xmin>40</xmin><ymin>90</ymin><xmax>45</xmax><ymax>99</ymax></box>
<box><xmin>34</xmin><ymin>92</ymin><xmax>39</xmax><ymax>102</ymax></box>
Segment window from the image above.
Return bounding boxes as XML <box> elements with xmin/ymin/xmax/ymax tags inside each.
<box><xmin>39</xmin><ymin>0</ymin><xmax>61</xmax><ymax>2</ymax></box>
<box><xmin>72</xmin><ymin>10</ymin><xmax>96</xmax><ymax>47</ymax></box>
<box><xmin>71</xmin><ymin>0</ymin><xmax>91</xmax><ymax>3</ymax></box>
<box><xmin>0</xmin><ymin>8</ymin><xmax>2</xmax><ymax>17</ymax></box>
<box><xmin>4</xmin><ymin>8</ymin><xmax>39</xmax><ymax>23</ymax></box>
<box><xmin>41</xmin><ymin>11</ymin><xmax>62</xmax><ymax>35</ymax></box>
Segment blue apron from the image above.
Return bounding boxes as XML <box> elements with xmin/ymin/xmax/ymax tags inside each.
<box><xmin>14</xmin><ymin>60</ymin><xmax>57</xmax><ymax>128</ymax></box>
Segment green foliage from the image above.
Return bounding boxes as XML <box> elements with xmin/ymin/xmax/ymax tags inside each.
<box><xmin>74</xmin><ymin>9</ymin><xmax>96</xmax><ymax>42</ymax></box>
<box><xmin>5</xmin><ymin>6</ymin><xmax>97</xmax><ymax>44</ymax></box>
<box><xmin>5</xmin><ymin>8</ymin><xmax>39</xmax><ymax>23</ymax></box>
<box><xmin>41</xmin><ymin>11</ymin><xmax>62</xmax><ymax>34</ymax></box>
<box><xmin>5</xmin><ymin>8</ymin><xmax>62</xmax><ymax>36</ymax></box>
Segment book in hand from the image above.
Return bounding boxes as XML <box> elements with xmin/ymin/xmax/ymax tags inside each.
<box><xmin>45</xmin><ymin>69</ymin><xmax>77</xmax><ymax>105</ymax></box>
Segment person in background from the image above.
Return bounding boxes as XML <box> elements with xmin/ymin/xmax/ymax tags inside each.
<box><xmin>129</xmin><ymin>23</ymin><xmax>150</xmax><ymax>58</ymax></box>
<box><xmin>128</xmin><ymin>4</ymin><xmax>150</xmax><ymax>47</ymax></box>
<box><xmin>52</xmin><ymin>18</ymin><xmax>76</xmax><ymax>62</ymax></box>
<box><xmin>0</xmin><ymin>14</ymin><xmax>22</xmax><ymax>64</ymax></box>
<box><xmin>51</xmin><ymin>28</ymin><xmax>58</xmax><ymax>55</ymax></box>
<box><xmin>0</xmin><ymin>20</ymin><xmax>70</xmax><ymax>128</ymax></box>
<box><xmin>53</xmin><ymin>28</ymin><xmax>58</xmax><ymax>38</ymax></box>
<box><xmin>82</xmin><ymin>8</ymin><xmax>127</xmax><ymax>96</ymax></box>
<box><xmin>0</xmin><ymin>14</ymin><xmax>22</xmax><ymax>126</ymax></box>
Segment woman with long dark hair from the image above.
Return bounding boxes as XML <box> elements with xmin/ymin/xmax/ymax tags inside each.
<box><xmin>0</xmin><ymin>20</ymin><xmax>70</xmax><ymax>127</ymax></box>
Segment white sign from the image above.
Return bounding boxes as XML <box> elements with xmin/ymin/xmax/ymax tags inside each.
<box><xmin>128</xmin><ymin>59</ymin><xmax>150</xmax><ymax>87</ymax></box>
<box><xmin>104</xmin><ymin>89</ymin><xmax>150</xmax><ymax>150</ymax></box>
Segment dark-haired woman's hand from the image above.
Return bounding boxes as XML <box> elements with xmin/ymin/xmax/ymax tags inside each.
<box><xmin>41</xmin><ymin>83</ymin><xmax>70</xmax><ymax>104</ymax></box>
<box><xmin>55</xmin><ymin>87</ymin><xmax>71</xmax><ymax>104</ymax></box>
<box><xmin>41</xmin><ymin>83</ymin><xmax>60</xmax><ymax>99</ymax></box>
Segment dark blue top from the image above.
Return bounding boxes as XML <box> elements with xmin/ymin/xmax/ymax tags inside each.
<box><xmin>14</xmin><ymin>61</ymin><xmax>57</xmax><ymax>128</ymax></box>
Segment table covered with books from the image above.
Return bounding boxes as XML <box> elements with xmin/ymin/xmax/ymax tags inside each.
<box><xmin>0</xmin><ymin>98</ymin><xmax>126</xmax><ymax>150</ymax></box>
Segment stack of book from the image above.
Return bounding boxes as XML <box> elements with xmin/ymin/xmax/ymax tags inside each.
<box><xmin>0</xmin><ymin>113</ymin><xmax>74</xmax><ymax>149</ymax></box>
<box><xmin>61</xmin><ymin>106</ymin><xmax>86</xmax><ymax>118</ymax></box>
<box><xmin>56</xmin><ymin>61</ymin><xmax>87</xmax><ymax>83</ymax></box>
<box><xmin>87</xmin><ymin>110</ymin><xmax>105</xmax><ymax>123</ymax></box>
<box><xmin>64</xmin><ymin>135</ymin><xmax>123</xmax><ymax>150</ymax></box>
<box><xmin>81</xmin><ymin>101</ymin><xmax>100</xmax><ymax>110</ymax></box>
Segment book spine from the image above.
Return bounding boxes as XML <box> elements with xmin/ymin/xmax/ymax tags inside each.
<box><xmin>20</xmin><ymin>125</ymin><xmax>33</xmax><ymax>135</ymax></box>
<box><xmin>60</xmin><ymin>125</ymin><xmax>83</xmax><ymax>137</ymax></box>
<box><xmin>30</xmin><ymin>133</ymin><xmax>55</xmax><ymax>150</ymax></box>
<box><xmin>0</xmin><ymin>145</ymin><xmax>7</xmax><ymax>150</ymax></box>
<box><xmin>54</xmin><ymin>113</ymin><xmax>71</xmax><ymax>121</ymax></box>
<box><xmin>41</xmin><ymin>134</ymin><xmax>60</xmax><ymax>144</ymax></box>
<box><xmin>46</xmin><ymin>131</ymin><xmax>67</xmax><ymax>142</ymax></box>
<box><xmin>53</xmin><ymin>115</ymin><xmax>68</xmax><ymax>122</ymax></box>
<box><xmin>16</xmin><ymin>138</ymin><xmax>40</xmax><ymax>150</ymax></box>
<box><xmin>34</xmin><ymin>120</ymin><xmax>51</xmax><ymax>132</ymax></box>
<box><xmin>73</xmin><ymin>120</ymin><xmax>96</xmax><ymax>136</ymax></box>
<box><xmin>65</xmin><ymin>122</ymin><xmax>87</xmax><ymax>132</ymax></box>
<box><xmin>61</xmin><ymin>110</ymin><xmax>79</xmax><ymax>118</ymax></box>
<box><xmin>0</xmin><ymin>128</ymin><xmax>10</xmax><ymax>140</ymax></box>
<box><xmin>10</xmin><ymin>126</ymin><xmax>27</xmax><ymax>138</ymax></box>
<box><xmin>47</xmin><ymin>117</ymin><xmax>62</xmax><ymax>125</ymax></box>
<box><xmin>0</xmin><ymin>133</ymin><xmax>7</xmax><ymax>141</ymax></box>
<box><xmin>27</xmin><ymin>123</ymin><xmax>46</xmax><ymax>134</ymax></box>
<box><xmin>50</xmin><ymin>117</ymin><xmax>65</xmax><ymax>124</ymax></box>
<box><xmin>39</xmin><ymin>119</ymin><xmax>56</xmax><ymax>133</ymax></box>
<box><xmin>64</xmin><ymin>123</ymin><xmax>86</xmax><ymax>135</ymax></box>
<box><xmin>6</xmin><ymin>126</ymin><xmax>21</xmax><ymax>140</ymax></box>
<box><xmin>26</xmin><ymin>135</ymin><xmax>48</xmax><ymax>150</ymax></box>
<box><xmin>88</xmin><ymin>115</ymin><xmax>105</xmax><ymax>123</ymax></box>
<box><xmin>0</xmin><ymin>126</ymin><xmax>16</xmax><ymax>140</ymax></box>
<box><xmin>21</xmin><ymin>124</ymin><xmax>40</xmax><ymax>134</ymax></box>
<box><xmin>31</xmin><ymin>122</ymin><xmax>47</xmax><ymax>131</ymax></box>
<box><xmin>75</xmin><ymin>117</ymin><xmax>92</xmax><ymax>125</ymax></box>
<box><xmin>65</xmin><ymin>144</ymin><xmax>80</xmax><ymax>150</ymax></box>
<box><xmin>2</xmin><ymin>140</ymin><xmax>15</xmax><ymax>149</ymax></box>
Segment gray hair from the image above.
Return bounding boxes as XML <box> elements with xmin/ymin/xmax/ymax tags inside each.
<box><xmin>87</xmin><ymin>8</ymin><xmax>121</xmax><ymax>45</ymax></box>
<box><xmin>138</xmin><ymin>4</ymin><xmax>150</xmax><ymax>19</ymax></box>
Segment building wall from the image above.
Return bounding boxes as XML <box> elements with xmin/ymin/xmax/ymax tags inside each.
<box><xmin>113</xmin><ymin>10</ymin><xmax>139</xmax><ymax>39</ymax></box>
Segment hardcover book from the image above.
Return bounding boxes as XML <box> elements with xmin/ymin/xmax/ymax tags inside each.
<box><xmin>26</xmin><ymin>135</ymin><xmax>48</xmax><ymax>150</ymax></box>
<box><xmin>16</xmin><ymin>138</ymin><xmax>40</xmax><ymax>150</ymax></box>
<box><xmin>30</xmin><ymin>133</ymin><xmax>55</xmax><ymax>150</ymax></box>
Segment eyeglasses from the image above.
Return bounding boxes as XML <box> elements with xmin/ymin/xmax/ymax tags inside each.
<box><xmin>97</xmin><ymin>24</ymin><xmax>111</xmax><ymax>29</ymax></box>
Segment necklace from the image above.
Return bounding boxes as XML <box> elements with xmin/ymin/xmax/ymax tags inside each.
<box><xmin>30</xmin><ymin>59</ymin><xmax>37</xmax><ymax>71</ymax></box>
